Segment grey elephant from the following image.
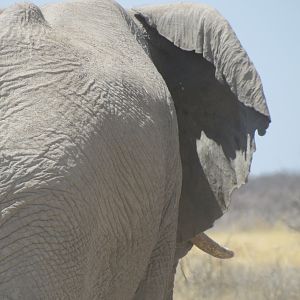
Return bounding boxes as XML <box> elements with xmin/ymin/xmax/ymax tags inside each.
<box><xmin>0</xmin><ymin>0</ymin><xmax>270</xmax><ymax>299</ymax></box>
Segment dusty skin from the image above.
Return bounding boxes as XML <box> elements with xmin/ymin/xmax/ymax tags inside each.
<box><xmin>0</xmin><ymin>0</ymin><xmax>270</xmax><ymax>299</ymax></box>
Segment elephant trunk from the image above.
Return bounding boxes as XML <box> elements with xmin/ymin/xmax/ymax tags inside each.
<box><xmin>191</xmin><ymin>232</ymin><xmax>234</xmax><ymax>259</ymax></box>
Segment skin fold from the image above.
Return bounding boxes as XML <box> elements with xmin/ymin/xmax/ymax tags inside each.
<box><xmin>0</xmin><ymin>0</ymin><xmax>270</xmax><ymax>299</ymax></box>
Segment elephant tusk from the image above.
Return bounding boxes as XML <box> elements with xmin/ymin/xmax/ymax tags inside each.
<box><xmin>190</xmin><ymin>232</ymin><xmax>234</xmax><ymax>259</ymax></box>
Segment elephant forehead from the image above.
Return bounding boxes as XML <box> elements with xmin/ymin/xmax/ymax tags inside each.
<box><xmin>0</xmin><ymin>0</ymin><xmax>173</xmax><ymax>126</ymax></box>
<box><xmin>0</xmin><ymin>2</ymin><xmax>177</xmax><ymax>198</ymax></box>
<box><xmin>41</xmin><ymin>0</ymin><xmax>170</xmax><ymax>97</ymax></box>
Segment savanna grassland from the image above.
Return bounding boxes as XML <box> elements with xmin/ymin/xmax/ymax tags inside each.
<box><xmin>174</xmin><ymin>174</ymin><xmax>300</xmax><ymax>300</ymax></box>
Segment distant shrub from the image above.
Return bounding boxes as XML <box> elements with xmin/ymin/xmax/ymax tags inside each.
<box><xmin>214</xmin><ymin>173</ymin><xmax>300</xmax><ymax>230</ymax></box>
<box><xmin>174</xmin><ymin>173</ymin><xmax>300</xmax><ymax>300</ymax></box>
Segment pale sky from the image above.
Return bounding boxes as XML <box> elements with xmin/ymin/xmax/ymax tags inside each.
<box><xmin>1</xmin><ymin>0</ymin><xmax>299</xmax><ymax>175</ymax></box>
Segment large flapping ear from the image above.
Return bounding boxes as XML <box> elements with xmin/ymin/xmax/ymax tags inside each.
<box><xmin>133</xmin><ymin>3</ymin><xmax>270</xmax><ymax>242</ymax></box>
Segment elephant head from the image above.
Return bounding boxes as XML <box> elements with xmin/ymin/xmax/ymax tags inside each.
<box><xmin>0</xmin><ymin>1</ymin><xmax>270</xmax><ymax>298</ymax></box>
<box><xmin>131</xmin><ymin>3</ymin><xmax>270</xmax><ymax>256</ymax></box>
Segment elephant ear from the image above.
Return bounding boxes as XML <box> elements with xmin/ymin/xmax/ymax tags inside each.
<box><xmin>133</xmin><ymin>3</ymin><xmax>270</xmax><ymax>242</ymax></box>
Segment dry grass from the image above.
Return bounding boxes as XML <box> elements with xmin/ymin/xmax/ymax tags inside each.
<box><xmin>174</xmin><ymin>225</ymin><xmax>300</xmax><ymax>300</ymax></box>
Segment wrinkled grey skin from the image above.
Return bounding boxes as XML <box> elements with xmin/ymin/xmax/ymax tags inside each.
<box><xmin>0</xmin><ymin>0</ymin><xmax>270</xmax><ymax>299</ymax></box>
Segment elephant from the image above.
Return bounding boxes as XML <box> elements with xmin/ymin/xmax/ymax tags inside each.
<box><xmin>0</xmin><ymin>0</ymin><xmax>270</xmax><ymax>299</ymax></box>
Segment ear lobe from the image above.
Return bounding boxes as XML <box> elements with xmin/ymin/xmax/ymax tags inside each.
<box><xmin>134</xmin><ymin>3</ymin><xmax>270</xmax><ymax>242</ymax></box>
